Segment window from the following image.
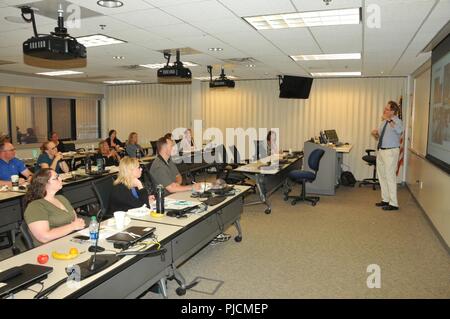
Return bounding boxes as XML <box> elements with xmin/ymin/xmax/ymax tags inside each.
<box><xmin>8</xmin><ymin>95</ymin><xmax>101</xmax><ymax>145</ymax></box>
<box><xmin>0</xmin><ymin>96</ymin><xmax>9</xmax><ymax>140</ymax></box>
<box><xmin>13</xmin><ymin>96</ymin><xmax>48</xmax><ymax>144</ymax></box>
<box><xmin>76</xmin><ymin>98</ymin><xmax>99</xmax><ymax>140</ymax></box>
<box><xmin>51</xmin><ymin>98</ymin><xmax>73</xmax><ymax>140</ymax></box>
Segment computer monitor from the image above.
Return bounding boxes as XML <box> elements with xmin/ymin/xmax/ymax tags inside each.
<box><xmin>324</xmin><ymin>130</ymin><xmax>339</xmax><ymax>144</ymax></box>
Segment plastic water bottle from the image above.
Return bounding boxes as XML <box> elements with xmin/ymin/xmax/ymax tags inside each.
<box><xmin>89</xmin><ymin>216</ymin><xmax>99</xmax><ymax>245</ymax></box>
<box><xmin>156</xmin><ymin>184</ymin><xmax>164</xmax><ymax>214</ymax></box>
<box><xmin>136</xmin><ymin>149</ymin><xmax>141</xmax><ymax>159</ymax></box>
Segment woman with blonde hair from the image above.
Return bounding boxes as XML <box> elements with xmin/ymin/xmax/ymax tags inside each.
<box><xmin>108</xmin><ymin>157</ymin><xmax>153</xmax><ymax>216</ymax></box>
<box><xmin>125</xmin><ymin>132</ymin><xmax>144</xmax><ymax>158</ymax></box>
<box><xmin>96</xmin><ymin>140</ymin><xmax>120</xmax><ymax>166</ymax></box>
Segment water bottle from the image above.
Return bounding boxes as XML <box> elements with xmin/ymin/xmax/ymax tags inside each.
<box><xmin>89</xmin><ymin>216</ymin><xmax>99</xmax><ymax>245</ymax></box>
<box><xmin>85</xmin><ymin>155</ymin><xmax>91</xmax><ymax>174</ymax></box>
<box><xmin>156</xmin><ymin>184</ymin><xmax>164</xmax><ymax>214</ymax></box>
<box><xmin>96</xmin><ymin>158</ymin><xmax>103</xmax><ymax>173</ymax></box>
<box><xmin>136</xmin><ymin>149</ymin><xmax>141</xmax><ymax>159</ymax></box>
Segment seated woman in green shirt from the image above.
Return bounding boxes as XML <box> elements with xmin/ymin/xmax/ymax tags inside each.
<box><xmin>24</xmin><ymin>168</ymin><xmax>85</xmax><ymax>244</ymax></box>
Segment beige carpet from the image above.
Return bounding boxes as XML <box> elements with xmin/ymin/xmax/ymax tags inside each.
<box><xmin>2</xmin><ymin>184</ymin><xmax>449</xmax><ymax>298</ymax></box>
<box><xmin>146</xmin><ymin>185</ymin><xmax>450</xmax><ymax>299</ymax></box>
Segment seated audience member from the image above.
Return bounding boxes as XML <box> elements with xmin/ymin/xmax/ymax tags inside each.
<box><xmin>179</xmin><ymin>128</ymin><xmax>195</xmax><ymax>153</ymax></box>
<box><xmin>35</xmin><ymin>141</ymin><xmax>69</xmax><ymax>174</ymax></box>
<box><xmin>108</xmin><ymin>157</ymin><xmax>154</xmax><ymax>216</ymax></box>
<box><xmin>0</xmin><ymin>135</ymin><xmax>10</xmax><ymax>144</ymax></box>
<box><xmin>125</xmin><ymin>132</ymin><xmax>145</xmax><ymax>158</ymax></box>
<box><xmin>164</xmin><ymin>132</ymin><xmax>179</xmax><ymax>156</ymax></box>
<box><xmin>149</xmin><ymin>137</ymin><xmax>201</xmax><ymax>194</ymax></box>
<box><xmin>24</xmin><ymin>168</ymin><xmax>85</xmax><ymax>244</ymax></box>
<box><xmin>266</xmin><ymin>130</ymin><xmax>279</xmax><ymax>156</ymax></box>
<box><xmin>106</xmin><ymin>129</ymin><xmax>125</xmax><ymax>152</ymax></box>
<box><xmin>22</xmin><ymin>127</ymin><xmax>38</xmax><ymax>144</ymax></box>
<box><xmin>0</xmin><ymin>141</ymin><xmax>32</xmax><ymax>187</ymax></box>
<box><xmin>49</xmin><ymin>131</ymin><xmax>65</xmax><ymax>152</ymax></box>
<box><xmin>96</xmin><ymin>140</ymin><xmax>120</xmax><ymax>166</ymax></box>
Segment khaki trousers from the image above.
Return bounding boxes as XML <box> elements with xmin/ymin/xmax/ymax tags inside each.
<box><xmin>377</xmin><ymin>148</ymin><xmax>400</xmax><ymax>207</ymax></box>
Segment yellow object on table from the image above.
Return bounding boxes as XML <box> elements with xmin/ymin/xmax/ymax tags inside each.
<box><xmin>150</xmin><ymin>211</ymin><xmax>164</xmax><ymax>218</ymax></box>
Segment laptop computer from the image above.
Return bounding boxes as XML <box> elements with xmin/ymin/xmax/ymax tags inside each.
<box><xmin>105</xmin><ymin>226</ymin><xmax>155</xmax><ymax>245</ymax></box>
<box><xmin>0</xmin><ymin>264</ymin><xmax>53</xmax><ymax>298</ymax></box>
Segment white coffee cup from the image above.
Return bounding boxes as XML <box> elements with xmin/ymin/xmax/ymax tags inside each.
<box><xmin>114</xmin><ymin>211</ymin><xmax>126</xmax><ymax>230</ymax></box>
<box><xmin>11</xmin><ymin>175</ymin><xmax>19</xmax><ymax>191</ymax></box>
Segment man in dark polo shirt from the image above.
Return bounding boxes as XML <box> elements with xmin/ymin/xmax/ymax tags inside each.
<box><xmin>150</xmin><ymin>137</ymin><xmax>201</xmax><ymax>194</ymax></box>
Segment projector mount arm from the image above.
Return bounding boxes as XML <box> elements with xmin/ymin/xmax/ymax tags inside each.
<box><xmin>20</xmin><ymin>6</ymin><xmax>38</xmax><ymax>38</ymax></box>
<box><xmin>51</xmin><ymin>5</ymin><xmax>68</xmax><ymax>38</ymax></box>
<box><xmin>207</xmin><ymin>65</ymin><xmax>213</xmax><ymax>82</ymax></box>
<box><xmin>163</xmin><ymin>51</ymin><xmax>171</xmax><ymax>67</ymax></box>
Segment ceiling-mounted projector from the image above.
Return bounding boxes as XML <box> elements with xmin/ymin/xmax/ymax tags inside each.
<box><xmin>21</xmin><ymin>5</ymin><xmax>87</xmax><ymax>69</ymax></box>
<box><xmin>207</xmin><ymin>65</ymin><xmax>235</xmax><ymax>88</ymax></box>
<box><xmin>157</xmin><ymin>50</ymin><xmax>192</xmax><ymax>84</ymax></box>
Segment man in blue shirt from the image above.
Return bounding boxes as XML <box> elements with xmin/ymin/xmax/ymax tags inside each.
<box><xmin>371</xmin><ymin>101</ymin><xmax>403</xmax><ymax>211</ymax></box>
<box><xmin>0</xmin><ymin>141</ymin><xmax>32</xmax><ymax>187</ymax></box>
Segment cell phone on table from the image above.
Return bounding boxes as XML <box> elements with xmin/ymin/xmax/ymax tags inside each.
<box><xmin>71</xmin><ymin>235</ymin><xmax>90</xmax><ymax>243</ymax></box>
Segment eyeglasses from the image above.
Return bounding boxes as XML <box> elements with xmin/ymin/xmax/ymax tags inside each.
<box><xmin>0</xmin><ymin>148</ymin><xmax>16</xmax><ymax>152</ymax></box>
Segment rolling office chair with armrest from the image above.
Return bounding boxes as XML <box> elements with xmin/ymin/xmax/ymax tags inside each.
<box><xmin>91</xmin><ymin>176</ymin><xmax>115</xmax><ymax>218</ymax></box>
<box><xmin>283</xmin><ymin>149</ymin><xmax>325</xmax><ymax>206</ymax></box>
<box><xmin>359</xmin><ymin>149</ymin><xmax>379</xmax><ymax>190</ymax></box>
<box><xmin>9</xmin><ymin>221</ymin><xmax>35</xmax><ymax>255</ymax></box>
<box><xmin>150</xmin><ymin>140</ymin><xmax>158</xmax><ymax>156</ymax></box>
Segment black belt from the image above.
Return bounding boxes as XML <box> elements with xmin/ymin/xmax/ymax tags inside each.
<box><xmin>379</xmin><ymin>147</ymin><xmax>399</xmax><ymax>150</ymax></box>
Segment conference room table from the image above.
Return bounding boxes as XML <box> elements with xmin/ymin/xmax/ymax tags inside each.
<box><xmin>234</xmin><ymin>154</ymin><xmax>303</xmax><ymax>214</ymax></box>
<box><xmin>0</xmin><ymin>185</ymin><xmax>251</xmax><ymax>299</ymax></box>
<box><xmin>0</xmin><ymin>167</ymin><xmax>120</xmax><ymax>252</ymax></box>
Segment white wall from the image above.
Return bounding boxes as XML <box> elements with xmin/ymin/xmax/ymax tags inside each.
<box><xmin>105</xmin><ymin>78</ymin><xmax>407</xmax><ymax>180</ymax></box>
<box><xmin>406</xmin><ymin>62</ymin><xmax>450</xmax><ymax>248</ymax></box>
<box><xmin>104</xmin><ymin>83</ymin><xmax>191</xmax><ymax>143</ymax></box>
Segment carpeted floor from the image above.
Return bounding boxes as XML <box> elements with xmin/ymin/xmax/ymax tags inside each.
<box><xmin>144</xmin><ymin>185</ymin><xmax>450</xmax><ymax>299</ymax></box>
<box><xmin>2</xmin><ymin>184</ymin><xmax>449</xmax><ymax>298</ymax></box>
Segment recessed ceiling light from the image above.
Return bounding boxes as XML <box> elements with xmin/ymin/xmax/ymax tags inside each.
<box><xmin>97</xmin><ymin>0</ymin><xmax>124</xmax><ymax>8</ymax></box>
<box><xmin>113</xmin><ymin>56</ymin><xmax>125</xmax><ymax>60</ymax></box>
<box><xmin>244</xmin><ymin>8</ymin><xmax>361</xmax><ymax>30</ymax></box>
<box><xmin>104</xmin><ymin>80</ymin><xmax>141</xmax><ymax>84</ymax></box>
<box><xmin>139</xmin><ymin>61</ymin><xmax>199</xmax><ymax>69</ymax></box>
<box><xmin>290</xmin><ymin>53</ymin><xmax>361</xmax><ymax>61</ymax></box>
<box><xmin>76</xmin><ymin>34</ymin><xmax>126</xmax><ymax>48</ymax></box>
<box><xmin>246</xmin><ymin>64</ymin><xmax>256</xmax><ymax>68</ymax></box>
<box><xmin>208</xmin><ymin>48</ymin><xmax>223</xmax><ymax>51</ymax></box>
<box><xmin>36</xmin><ymin>70</ymin><xmax>84</xmax><ymax>76</ymax></box>
<box><xmin>311</xmin><ymin>71</ymin><xmax>361</xmax><ymax>77</ymax></box>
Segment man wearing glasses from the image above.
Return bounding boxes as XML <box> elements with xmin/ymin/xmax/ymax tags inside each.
<box><xmin>0</xmin><ymin>141</ymin><xmax>32</xmax><ymax>187</ymax></box>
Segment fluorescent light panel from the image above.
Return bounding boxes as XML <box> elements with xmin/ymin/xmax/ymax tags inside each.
<box><xmin>36</xmin><ymin>70</ymin><xmax>84</xmax><ymax>76</ymax></box>
<box><xmin>103</xmin><ymin>80</ymin><xmax>142</xmax><ymax>84</ymax></box>
<box><xmin>76</xmin><ymin>34</ymin><xmax>126</xmax><ymax>48</ymax></box>
<box><xmin>139</xmin><ymin>62</ymin><xmax>199</xmax><ymax>69</ymax></box>
<box><xmin>244</xmin><ymin>8</ymin><xmax>360</xmax><ymax>30</ymax></box>
<box><xmin>291</xmin><ymin>53</ymin><xmax>361</xmax><ymax>61</ymax></box>
<box><xmin>311</xmin><ymin>71</ymin><xmax>361</xmax><ymax>77</ymax></box>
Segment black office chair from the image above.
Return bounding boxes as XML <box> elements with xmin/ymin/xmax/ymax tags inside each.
<box><xmin>359</xmin><ymin>149</ymin><xmax>379</xmax><ymax>190</ymax></box>
<box><xmin>63</xmin><ymin>142</ymin><xmax>76</xmax><ymax>152</ymax></box>
<box><xmin>283</xmin><ymin>148</ymin><xmax>325</xmax><ymax>206</ymax></box>
<box><xmin>19</xmin><ymin>222</ymin><xmax>35</xmax><ymax>251</ymax></box>
<box><xmin>91</xmin><ymin>176</ymin><xmax>115</xmax><ymax>218</ymax></box>
<box><xmin>150</xmin><ymin>140</ymin><xmax>158</xmax><ymax>155</ymax></box>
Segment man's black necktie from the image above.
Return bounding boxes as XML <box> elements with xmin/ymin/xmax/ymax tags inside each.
<box><xmin>377</xmin><ymin>121</ymin><xmax>389</xmax><ymax>150</ymax></box>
